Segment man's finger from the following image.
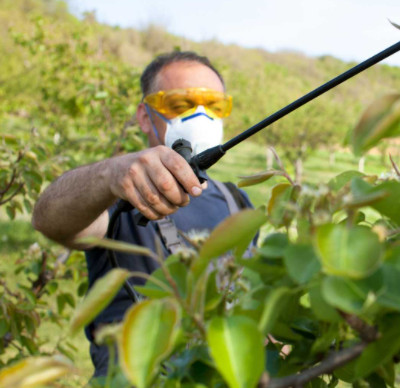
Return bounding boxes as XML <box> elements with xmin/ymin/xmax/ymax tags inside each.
<box><xmin>122</xmin><ymin>183</ymin><xmax>163</xmax><ymax>220</ymax></box>
<box><xmin>136</xmin><ymin>172</ymin><xmax>182</xmax><ymax>215</ymax></box>
<box><xmin>159</xmin><ymin>149</ymin><xmax>203</xmax><ymax>197</ymax></box>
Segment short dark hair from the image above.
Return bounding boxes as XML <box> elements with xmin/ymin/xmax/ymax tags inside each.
<box><xmin>140</xmin><ymin>51</ymin><xmax>225</xmax><ymax>96</ymax></box>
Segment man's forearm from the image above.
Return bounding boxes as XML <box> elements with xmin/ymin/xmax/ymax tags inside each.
<box><xmin>32</xmin><ymin>159</ymin><xmax>116</xmax><ymax>246</ymax></box>
<box><xmin>32</xmin><ymin>146</ymin><xmax>203</xmax><ymax>248</ymax></box>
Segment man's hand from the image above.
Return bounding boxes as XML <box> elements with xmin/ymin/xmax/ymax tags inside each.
<box><xmin>32</xmin><ymin>145</ymin><xmax>204</xmax><ymax>249</ymax></box>
<box><xmin>107</xmin><ymin>146</ymin><xmax>203</xmax><ymax>220</ymax></box>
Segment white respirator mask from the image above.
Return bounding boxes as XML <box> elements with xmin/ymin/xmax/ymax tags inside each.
<box><xmin>149</xmin><ymin>105</ymin><xmax>223</xmax><ymax>155</ymax></box>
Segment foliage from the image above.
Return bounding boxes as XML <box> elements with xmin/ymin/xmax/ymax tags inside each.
<box><xmin>0</xmin><ymin>0</ymin><xmax>144</xmax><ymax>379</ymax></box>
<box><xmin>36</xmin><ymin>86</ymin><xmax>400</xmax><ymax>387</ymax></box>
<box><xmin>2</xmin><ymin>1</ymin><xmax>400</xmax><ymax>387</ymax></box>
<box><xmin>55</xmin><ymin>129</ymin><xmax>400</xmax><ymax>387</ymax></box>
<box><xmin>0</xmin><ymin>242</ymin><xmax>88</xmax><ymax>367</ymax></box>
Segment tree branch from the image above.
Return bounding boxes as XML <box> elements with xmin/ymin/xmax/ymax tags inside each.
<box><xmin>0</xmin><ymin>168</ymin><xmax>17</xmax><ymax>196</ymax></box>
<box><xmin>259</xmin><ymin>313</ymin><xmax>379</xmax><ymax>387</ymax></box>
<box><xmin>263</xmin><ymin>341</ymin><xmax>367</xmax><ymax>388</ymax></box>
<box><xmin>338</xmin><ymin>311</ymin><xmax>379</xmax><ymax>342</ymax></box>
<box><xmin>0</xmin><ymin>182</ymin><xmax>24</xmax><ymax>205</ymax></box>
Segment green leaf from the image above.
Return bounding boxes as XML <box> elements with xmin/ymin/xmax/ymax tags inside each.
<box><xmin>23</xmin><ymin>170</ymin><xmax>43</xmax><ymax>185</ymax></box>
<box><xmin>56</xmin><ymin>344</ymin><xmax>75</xmax><ymax>361</ymax></box>
<box><xmin>136</xmin><ymin>261</ymin><xmax>187</xmax><ymax>299</ymax></box>
<box><xmin>24</xmin><ymin>315</ymin><xmax>36</xmax><ymax>336</ymax></box>
<box><xmin>267</xmin><ymin>183</ymin><xmax>298</xmax><ymax>228</ymax></box>
<box><xmin>17</xmin><ymin>285</ymin><xmax>37</xmax><ymax>305</ymax></box>
<box><xmin>349</xmin><ymin>177</ymin><xmax>400</xmax><ymax>226</ymax></box>
<box><xmin>334</xmin><ymin>353</ymin><xmax>358</xmax><ymax>382</ymax></box>
<box><xmin>322</xmin><ymin>276</ymin><xmax>366</xmax><ymax>313</ymax></box>
<box><xmin>351</xmin><ymin>93</ymin><xmax>400</xmax><ymax>155</ymax></box>
<box><xmin>365</xmin><ymin>373</ymin><xmax>388</xmax><ymax>388</ymax></box>
<box><xmin>315</xmin><ymin>224</ymin><xmax>383</xmax><ymax>279</ymax></box>
<box><xmin>163</xmin><ymin>345</ymin><xmax>213</xmax><ymax>382</ymax></box>
<box><xmin>76</xmin><ymin>236</ymin><xmax>155</xmax><ymax>258</ymax></box>
<box><xmin>21</xmin><ymin>335</ymin><xmax>39</xmax><ymax>354</ymax></box>
<box><xmin>258</xmin><ymin>233</ymin><xmax>289</xmax><ymax>259</ymax></box>
<box><xmin>207</xmin><ymin>316</ymin><xmax>265</xmax><ymax>388</ymax></box>
<box><xmin>204</xmin><ymin>270</ymin><xmax>222</xmax><ymax>311</ymax></box>
<box><xmin>94</xmin><ymin>91</ymin><xmax>109</xmax><ymax>100</ymax></box>
<box><xmin>1</xmin><ymin>134</ymin><xmax>18</xmax><ymax>145</ymax></box>
<box><xmin>265</xmin><ymin>342</ymin><xmax>281</xmax><ymax>377</ymax></box>
<box><xmin>328</xmin><ymin>170</ymin><xmax>364</xmax><ymax>191</ymax></box>
<box><xmin>310</xmin><ymin>324</ymin><xmax>338</xmax><ymax>355</ymax></box>
<box><xmin>0</xmin><ymin>320</ymin><xmax>9</xmax><ymax>337</ymax></box>
<box><xmin>344</xmin><ymin>177</ymin><xmax>389</xmax><ymax>210</ymax></box>
<box><xmin>290</xmin><ymin>316</ymin><xmax>318</xmax><ymax>340</ymax></box>
<box><xmin>69</xmin><ymin>268</ymin><xmax>130</xmax><ymax>336</ymax></box>
<box><xmin>63</xmin><ymin>292</ymin><xmax>75</xmax><ymax>308</ymax></box>
<box><xmin>309</xmin><ymin>283</ymin><xmax>341</xmax><ymax>322</ymax></box>
<box><xmin>356</xmin><ymin>180</ymin><xmax>400</xmax><ymax>226</ymax></box>
<box><xmin>376</xmin><ymin>361</ymin><xmax>395</xmax><ymax>388</ymax></box>
<box><xmin>376</xmin><ymin>264</ymin><xmax>400</xmax><ymax>311</ymax></box>
<box><xmin>6</xmin><ymin>206</ymin><xmax>15</xmax><ymax>220</ymax></box>
<box><xmin>258</xmin><ymin>287</ymin><xmax>291</xmax><ymax>334</ymax></box>
<box><xmin>238</xmin><ymin>170</ymin><xmax>285</xmax><ymax>187</ymax></box>
<box><xmin>284</xmin><ymin>243</ymin><xmax>321</xmax><ymax>284</ymax></box>
<box><xmin>267</xmin><ymin>183</ymin><xmax>291</xmax><ymax>226</ymax></box>
<box><xmin>195</xmin><ymin>208</ymin><xmax>266</xmax><ymax>272</ymax></box>
<box><xmin>119</xmin><ymin>298</ymin><xmax>181</xmax><ymax>388</ymax></box>
<box><xmin>77</xmin><ymin>280</ymin><xmax>88</xmax><ymax>297</ymax></box>
<box><xmin>305</xmin><ymin>377</ymin><xmax>328</xmax><ymax>388</ymax></box>
<box><xmin>0</xmin><ymin>356</ymin><xmax>73</xmax><ymax>388</ymax></box>
<box><xmin>46</xmin><ymin>281</ymin><xmax>58</xmax><ymax>295</ymax></box>
<box><xmin>354</xmin><ymin>315</ymin><xmax>400</xmax><ymax>379</ymax></box>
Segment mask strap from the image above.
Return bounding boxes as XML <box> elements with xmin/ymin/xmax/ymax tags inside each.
<box><xmin>144</xmin><ymin>104</ymin><xmax>171</xmax><ymax>143</ymax></box>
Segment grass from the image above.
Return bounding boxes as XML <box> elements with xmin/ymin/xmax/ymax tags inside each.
<box><xmin>208</xmin><ymin>141</ymin><xmax>389</xmax><ymax>207</ymax></box>
<box><xmin>0</xmin><ymin>142</ymin><xmax>393</xmax><ymax>386</ymax></box>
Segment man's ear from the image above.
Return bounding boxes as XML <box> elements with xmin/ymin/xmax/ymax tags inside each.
<box><xmin>136</xmin><ymin>103</ymin><xmax>151</xmax><ymax>135</ymax></box>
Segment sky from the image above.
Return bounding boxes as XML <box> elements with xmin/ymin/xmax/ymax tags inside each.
<box><xmin>68</xmin><ymin>0</ymin><xmax>400</xmax><ymax>67</ymax></box>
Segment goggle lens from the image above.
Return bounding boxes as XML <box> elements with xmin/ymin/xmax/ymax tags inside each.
<box><xmin>144</xmin><ymin>88</ymin><xmax>232</xmax><ymax>119</ymax></box>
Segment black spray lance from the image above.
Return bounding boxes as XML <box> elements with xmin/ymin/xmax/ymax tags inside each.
<box><xmin>108</xmin><ymin>39</ymin><xmax>400</xmax><ymax>302</ymax></box>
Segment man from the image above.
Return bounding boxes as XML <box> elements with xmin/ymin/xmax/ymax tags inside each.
<box><xmin>32</xmin><ymin>51</ymin><xmax>253</xmax><ymax>376</ymax></box>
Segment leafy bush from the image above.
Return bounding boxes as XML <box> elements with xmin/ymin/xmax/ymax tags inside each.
<box><xmin>2</xmin><ymin>2</ymin><xmax>400</xmax><ymax>387</ymax></box>
<box><xmin>4</xmin><ymin>97</ymin><xmax>396</xmax><ymax>387</ymax></box>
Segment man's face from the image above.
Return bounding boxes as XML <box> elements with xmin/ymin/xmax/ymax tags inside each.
<box><xmin>140</xmin><ymin>61</ymin><xmax>225</xmax><ymax>147</ymax></box>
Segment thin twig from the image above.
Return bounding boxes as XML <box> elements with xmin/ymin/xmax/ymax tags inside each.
<box><xmin>154</xmin><ymin>238</ymin><xmax>207</xmax><ymax>337</ymax></box>
<box><xmin>269</xmin><ymin>146</ymin><xmax>285</xmax><ymax>171</ymax></box>
<box><xmin>0</xmin><ymin>182</ymin><xmax>24</xmax><ymax>205</ymax></box>
<box><xmin>128</xmin><ymin>271</ymin><xmax>174</xmax><ymax>294</ymax></box>
<box><xmin>177</xmin><ymin>230</ymin><xmax>201</xmax><ymax>250</ymax></box>
<box><xmin>389</xmin><ymin>153</ymin><xmax>400</xmax><ymax>177</ymax></box>
<box><xmin>0</xmin><ymin>168</ymin><xmax>17</xmax><ymax>196</ymax></box>
<box><xmin>268</xmin><ymin>146</ymin><xmax>295</xmax><ymax>185</ymax></box>
<box><xmin>32</xmin><ymin>251</ymin><xmax>50</xmax><ymax>297</ymax></box>
<box><xmin>55</xmin><ymin>250</ymin><xmax>72</xmax><ymax>267</ymax></box>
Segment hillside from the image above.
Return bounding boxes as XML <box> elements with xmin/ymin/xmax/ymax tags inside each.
<box><xmin>1</xmin><ymin>0</ymin><xmax>400</xmax><ymax>161</ymax></box>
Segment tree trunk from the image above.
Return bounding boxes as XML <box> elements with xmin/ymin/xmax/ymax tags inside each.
<box><xmin>266</xmin><ymin>147</ymin><xmax>274</xmax><ymax>169</ymax></box>
<box><xmin>295</xmin><ymin>158</ymin><xmax>303</xmax><ymax>184</ymax></box>
<box><xmin>358</xmin><ymin>156</ymin><xmax>365</xmax><ymax>173</ymax></box>
<box><xmin>329</xmin><ymin>151</ymin><xmax>336</xmax><ymax>167</ymax></box>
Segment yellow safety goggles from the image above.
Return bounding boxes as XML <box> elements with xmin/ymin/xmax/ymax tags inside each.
<box><xmin>143</xmin><ymin>88</ymin><xmax>233</xmax><ymax>120</ymax></box>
